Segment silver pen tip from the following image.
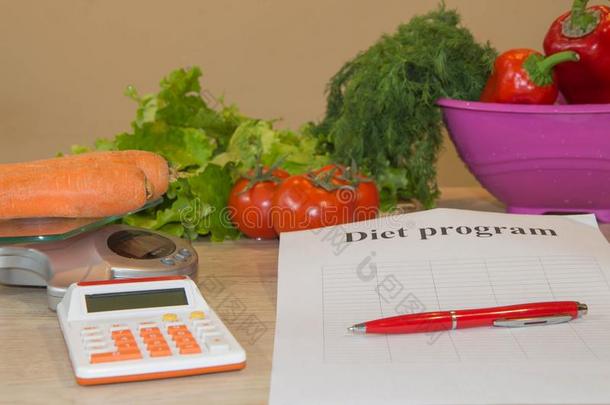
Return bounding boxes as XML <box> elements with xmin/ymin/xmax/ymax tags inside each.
<box><xmin>577</xmin><ymin>302</ymin><xmax>588</xmax><ymax>317</ymax></box>
<box><xmin>347</xmin><ymin>323</ymin><xmax>366</xmax><ymax>334</ymax></box>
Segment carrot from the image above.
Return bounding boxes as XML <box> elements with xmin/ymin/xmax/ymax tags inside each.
<box><xmin>59</xmin><ymin>151</ymin><xmax>170</xmax><ymax>199</ymax></box>
<box><xmin>0</xmin><ymin>161</ymin><xmax>151</xmax><ymax>219</ymax></box>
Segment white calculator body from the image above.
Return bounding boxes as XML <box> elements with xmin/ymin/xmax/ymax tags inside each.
<box><xmin>57</xmin><ymin>276</ymin><xmax>246</xmax><ymax>385</ymax></box>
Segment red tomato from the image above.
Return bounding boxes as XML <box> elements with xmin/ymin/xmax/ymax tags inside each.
<box><xmin>228</xmin><ymin>168</ymin><xmax>289</xmax><ymax>239</ymax></box>
<box><xmin>353</xmin><ymin>180</ymin><xmax>380</xmax><ymax>221</ymax></box>
<box><xmin>313</xmin><ymin>164</ymin><xmax>380</xmax><ymax>221</ymax></box>
<box><xmin>272</xmin><ymin>174</ymin><xmax>357</xmax><ymax>234</ymax></box>
<box><xmin>312</xmin><ymin>164</ymin><xmax>346</xmax><ymax>181</ymax></box>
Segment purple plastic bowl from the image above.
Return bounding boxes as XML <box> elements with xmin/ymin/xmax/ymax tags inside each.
<box><xmin>437</xmin><ymin>98</ymin><xmax>610</xmax><ymax>222</ymax></box>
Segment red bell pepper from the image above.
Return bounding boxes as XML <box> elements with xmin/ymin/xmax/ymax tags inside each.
<box><xmin>544</xmin><ymin>0</ymin><xmax>610</xmax><ymax>104</ymax></box>
<box><xmin>480</xmin><ymin>48</ymin><xmax>579</xmax><ymax>104</ymax></box>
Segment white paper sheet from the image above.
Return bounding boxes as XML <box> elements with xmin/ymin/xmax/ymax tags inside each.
<box><xmin>270</xmin><ymin>209</ymin><xmax>610</xmax><ymax>405</ymax></box>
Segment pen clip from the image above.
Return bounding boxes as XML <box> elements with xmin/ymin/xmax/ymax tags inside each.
<box><xmin>493</xmin><ymin>314</ymin><xmax>573</xmax><ymax>328</ymax></box>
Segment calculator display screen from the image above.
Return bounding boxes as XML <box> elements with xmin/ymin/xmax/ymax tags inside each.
<box><xmin>85</xmin><ymin>288</ymin><xmax>188</xmax><ymax>313</ymax></box>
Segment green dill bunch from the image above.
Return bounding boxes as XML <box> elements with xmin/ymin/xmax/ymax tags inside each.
<box><xmin>314</xmin><ymin>4</ymin><xmax>496</xmax><ymax>209</ymax></box>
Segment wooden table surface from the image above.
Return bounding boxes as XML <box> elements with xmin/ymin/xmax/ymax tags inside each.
<box><xmin>1</xmin><ymin>187</ymin><xmax>609</xmax><ymax>404</ymax></box>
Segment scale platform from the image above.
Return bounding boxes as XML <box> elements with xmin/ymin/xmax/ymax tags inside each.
<box><xmin>0</xmin><ymin>199</ymin><xmax>161</xmax><ymax>245</ymax></box>
<box><xmin>0</xmin><ymin>199</ymin><xmax>199</xmax><ymax>310</ymax></box>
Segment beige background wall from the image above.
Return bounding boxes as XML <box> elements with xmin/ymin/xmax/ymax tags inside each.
<box><xmin>0</xmin><ymin>0</ymin><xmax>600</xmax><ymax>185</ymax></box>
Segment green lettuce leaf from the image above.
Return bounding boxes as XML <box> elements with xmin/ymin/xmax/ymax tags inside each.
<box><xmin>115</xmin><ymin>125</ymin><xmax>216</xmax><ymax>171</ymax></box>
<box><xmin>188</xmin><ymin>164</ymin><xmax>240</xmax><ymax>241</ymax></box>
<box><xmin>213</xmin><ymin>120</ymin><xmax>329</xmax><ymax>176</ymax></box>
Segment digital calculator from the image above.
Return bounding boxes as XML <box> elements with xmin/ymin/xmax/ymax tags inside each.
<box><xmin>57</xmin><ymin>276</ymin><xmax>246</xmax><ymax>385</ymax></box>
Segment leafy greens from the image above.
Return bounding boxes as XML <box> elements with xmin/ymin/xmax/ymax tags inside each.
<box><xmin>76</xmin><ymin>67</ymin><xmax>329</xmax><ymax>240</ymax></box>
<box><xmin>312</xmin><ymin>4</ymin><xmax>497</xmax><ymax>209</ymax></box>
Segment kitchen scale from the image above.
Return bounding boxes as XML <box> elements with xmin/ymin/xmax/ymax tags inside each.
<box><xmin>0</xmin><ymin>200</ymin><xmax>198</xmax><ymax>310</ymax></box>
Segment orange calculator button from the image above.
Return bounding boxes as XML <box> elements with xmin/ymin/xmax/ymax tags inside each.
<box><xmin>141</xmin><ymin>331</ymin><xmax>163</xmax><ymax>341</ymax></box>
<box><xmin>90</xmin><ymin>351</ymin><xmax>142</xmax><ymax>364</ymax></box>
<box><xmin>170</xmin><ymin>330</ymin><xmax>192</xmax><ymax>340</ymax></box>
<box><xmin>149</xmin><ymin>348</ymin><xmax>171</xmax><ymax>357</ymax></box>
<box><xmin>176</xmin><ymin>339</ymin><xmax>198</xmax><ymax>348</ymax></box>
<box><xmin>113</xmin><ymin>335</ymin><xmax>137</xmax><ymax>345</ymax></box>
<box><xmin>167</xmin><ymin>325</ymin><xmax>187</xmax><ymax>334</ymax></box>
<box><xmin>141</xmin><ymin>334</ymin><xmax>163</xmax><ymax>343</ymax></box>
<box><xmin>117</xmin><ymin>347</ymin><xmax>141</xmax><ymax>355</ymax></box>
<box><xmin>179</xmin><ymin>343</ymin><xmax>202</xmax><ymax>355</ymax></box>
<box><xmin>146</xmin><ymin>339</ymin><xmax>169</xmax><ymax>348</ymax></box>
<box><xmin>148</xmin><ymin>344</ymin><xmax>170</xmax><ymax>352</ymax></box>
<box><xmin>111</xmin><ymin>330</ymin><xmax>135</xmax><ymax>338</ymax></box>
<box><xmin>140</xmin><ymin>327</ymin><xmax>162</xmax><ymax>336</ymax></box>
<box><xmin>115</xmin><ymin>342</ymin><xmax>139</xmax><ymax>351</ymax></box>
<box><xmin>149</xmin><ymin>346</ymin><xmax>172</xmax><ymax>357</ymax></box>
<box><xmin>173</xmin><ymin>335</ymin><xmax>197</xmax><ymax>345</ymax></box>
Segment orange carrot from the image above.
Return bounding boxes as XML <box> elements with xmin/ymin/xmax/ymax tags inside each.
<box><xmin>0</xmin><ymin>161</ymin><xmax>151</xmax><ymax>219</ymax></box>
<box><xmin>60</xmin><ymin>151</ymin><xmax>170</xmax><ymax>199</ymax></box>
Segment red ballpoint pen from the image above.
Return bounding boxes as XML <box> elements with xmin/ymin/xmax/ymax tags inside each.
<box><xmin>347</xmin><ymin>301</ymin><xmax>588</xmax><ymax>334</ymax></box>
